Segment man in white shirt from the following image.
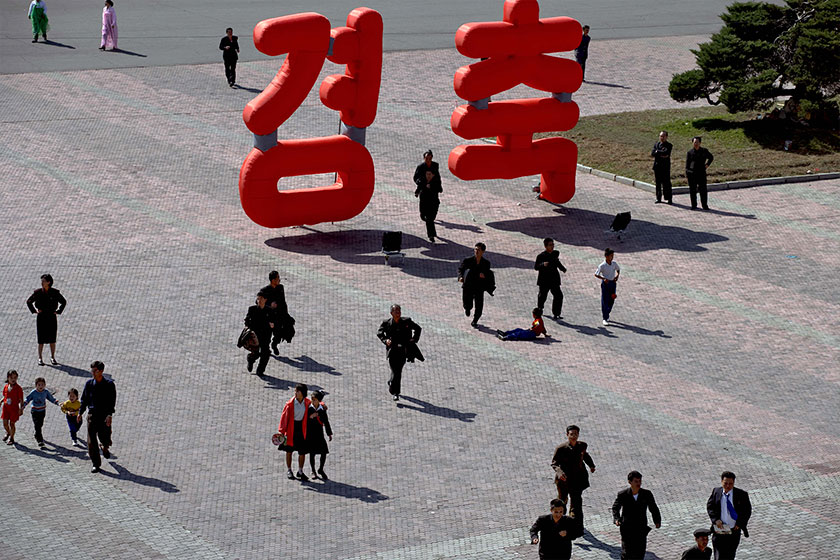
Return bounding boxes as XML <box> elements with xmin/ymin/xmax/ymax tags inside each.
<box><xmin>707</xmin><ymin>471</ymin><xmax>752</xmax><ymax>560</ymax></box>
<box><xmin>594</xmin><ymin>248</ymin><xmax>620</xmax><ymax>326</ymax></box>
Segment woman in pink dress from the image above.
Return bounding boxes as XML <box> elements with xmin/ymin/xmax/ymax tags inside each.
<box><xmin>99</xmin><ymin>0</ymin><xmax>117</xmax><ymax>51</ymax></box>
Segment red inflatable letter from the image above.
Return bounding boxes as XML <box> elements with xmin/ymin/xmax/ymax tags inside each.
<box><xmin>448</xmin><ymin>0</ymin><xmax>582</xmax><ymax>203</ymax></box>
<box><xmin>239</xmin><ymin>8</ymin><xmax>383</xmax><ymax>228</ymax></box>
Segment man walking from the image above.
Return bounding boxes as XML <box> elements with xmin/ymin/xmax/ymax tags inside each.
<box><xmin>551</xmin><ymin>425</ymin><xmax>596</xmax><ymax>538</ymax></box>
<box><xmin>534</xmin><ymin>238</ymin><xmax>567</xmax><ymax>319</ymax></box>
<box><xmin>595</xmin><ymin>248</ymin><xmax>620</xmax><ymax>326</ymax></box>
<box><xmin>611</xmin><ymin>471</ymin><xmax>662</xmax><ymax>559</ymax></box>
<box><xmin>707</xmin><ymin>471</ymin><xmax>751</xmax><ymax>560</ymax></box>
<box><xmin>681</xmin><ymin>529</ymin><xmax>713</xmax><ymax>559</ymax></box>
<box><xmin>458</xmin><ymin>242</ymin><xmax>493</xmax><ymax>327</ymax></box>
<box><xmin>651</xmin><ymin>131</ymin><xmax>673</xmax><ymax>204</ymax></box>
<box><xmin>377</xmin><ymin>305</ymin><xmax>422</xmax><ymax>401</ymax></box>
<box><xmin>686</xmin><ymin>136</ymin><xmax>714</xmax><ymax>210</ymax></box>
<box><xmin>219</xmin><ymin>27</ymin><xmax>240</xmax><ymax>87</ymax></box>
<box><xmin>244</xmin><ymin>291</ymin><xmax>273</xmax><ymax>376</ymax></box>
<box><xmin>78</xmin><ymin>361</ymin><xmax>116</xmax><ymax>474</ymax></box>
<box><xmin>575</xmin><ymin>25</ymin><xmax>590</xmax><ymax>81</ymax></box>
<box><xmin>530</xmin><ymin>499</ymin><xmax>575</xmax><ymax>560</ymax></box>
<box><xmin>261</xmin><ymin>270</ymin><xmax>289</xmax><ymax>356</ymax></box>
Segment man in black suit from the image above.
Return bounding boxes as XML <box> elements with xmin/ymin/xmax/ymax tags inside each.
<box><xmin>530</xmin><ymin>499</ymin><xmax>575</xmax><ymax>560</ymax></box>
<box><xmin>458</xmin><ymin>242</ymin><xmax>493</xmax><ymax>327</ymax></box>
<box><xmin>685</xmin><ymin>136</ymin><xmax>714</xmax><ymax>210</ymax></box>
<box><xmin>707</xmin><ymin>471</ymin><xmax>751</xmax><ymax>560</ymax></box>
<box><xmin>612</xmin><ymin>470</ymin><xmax>662</xmax><ymax>559</ymax></box>
<box><xmin>534</xmin><ymin>238</ymin><xmax>567</xmax><ymax>319</ymax></box>
<box><xmin>261</xmin><ymin>270</ymin><xmax>289</xmax><ymax>356</ymax></box>
<box><xmin>651</xmin><ymin>130</ymin><xmax>673</xmax><ymax>204</ymax></box>
<box><xmin>551</xmin><ymin>425</ymin><xmax>596</xmax><ymax>537</ymax></box>
<box><xmin>681</xmin><ymin>529</ymin><xmax>713</xmax><ymax>559</ymax></box>
<box><xmin>377</xmin><ymin>304</ymin><xmax>422</xmax><ymax>402</ymax></box>
<box><xmin>244</xmin><ymin>290</ymin><xmax>273</xmax><ymax>376</ymax></box>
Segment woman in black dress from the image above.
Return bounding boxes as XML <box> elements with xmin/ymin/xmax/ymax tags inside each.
<box><xmin>306</xmin><ymin>390</ymin><xmax>333</xmax><ymax>479</ymax></box>
<box><xmin>26</xmin><ymin>274</ymin><xmax>66</xmax><ymax>366</ymax></box>
<box><xmin>413</xmin><ymin>150</ymin><xmax>442</xmax><ymax>243</ymax></box>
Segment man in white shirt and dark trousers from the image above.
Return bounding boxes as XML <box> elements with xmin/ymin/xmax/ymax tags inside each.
<box><xmin>707</xmin><ymin>471</ymin><xmax>752</xmax><ymax>560</ymax></box>
<box><xmin>595</xmin><ymin>248</ymin><xmax>620</xmax><ymax>325</ymax></box>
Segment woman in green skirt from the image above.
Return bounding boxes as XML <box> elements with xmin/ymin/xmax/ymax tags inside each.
<box><xmin>28</xmin><ymin>0</ymin><xmax>49</xmax><ymax>43</ymax></box>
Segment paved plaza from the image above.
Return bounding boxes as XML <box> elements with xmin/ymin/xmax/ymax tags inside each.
<box><xmin>1</xmin><ymin>17</ymin><xmax>839</xmax><ymax>560</ymax></box>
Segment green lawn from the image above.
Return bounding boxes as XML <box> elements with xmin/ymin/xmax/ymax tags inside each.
<box><xmin>538</xmin><ymin>106</ymin><xmax>840</xmax><ymax>186</ymax></box>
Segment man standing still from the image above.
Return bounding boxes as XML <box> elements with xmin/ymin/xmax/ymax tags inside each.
<box><xmin>686</xmin><ymin>136</ymin><xmax>714</xmax><ymax>210</ymax></box>
<box><xmin>262</xmin><ymin>270</ymin><xmax>289</xmax><ymax>356</ymax></box>
<box><xmin>575</xmin><ymin>25</ymin><xmax>590</xmax><ymax>81</ymax></box>
<box><xmin>219</xmin><ymin>27</ymin><xmax>239</xmax><ymax>87</ymax></box>
<box><xmin>458</xmin><ymin>242</ymin><xmax>493</xmax><ymax>327</ymax></box>
<box><xmin>612</xmin><ymin>471</ymin><xmax>662</xmax><ymax>559</ymax></box>
<box><xmin>707</xmin><ymin>471</ymin><xmax>751</xmax><ymax>560</ymax></box>
<box><xmin>535</xmin><ymin>238</ymin><xmax>567</xmax><ymax>319</ymax></box>
<box><xmin>681</xmin><ymin>529</ymin><xmax>713</xmax><ymax>559</ymax></box>
<box><xmin>551</xmin><ymin>425</ymin><xmax>596</xmax><ymax>538</ymax></box>
<box><xmin>530</xmin><ymin>499</ymin><xmax>575</xmax><ymax>560</ymax></box>
<box><xmin>377</xmin><ymin>305</ymin><xmax>422</xmax><ymax>401</ymax></box>
<box><xmin>78</xmin><ymin>361</ymin><xmax>116</xmax><ymax>474</ymax></box>
<box><xmin>651</xmin><ymin>131</ymin><xmax>673</xmax><ymax>204</ymax></box>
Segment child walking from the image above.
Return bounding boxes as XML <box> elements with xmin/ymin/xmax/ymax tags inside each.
<box><xmin>60</xmin><ymin>388</ymin><xmax>83</xmax><ymax>446</ymax></box>
<box><xmin>2</xmin><ymin>370</ymin><xmax>24</xmax><ymax>446</ymax></box>
<box><xmin>595</xmin><ymin>248</ymin><xmax>620</xmax><ymax>325</ymax></box>
<box><xmin>22</xmin><ymin>376</ymin><xmax>59</xmax><ymax>448</ymax></box>
<box><xmin>307</xmin><ymin>390</ymin><xmax>333</xmax><ymax>480</ymax></box>
<box><xmin>497</xmin><ymin>308</ymin><xmax>549</xmax><ymax>341</ymax></box>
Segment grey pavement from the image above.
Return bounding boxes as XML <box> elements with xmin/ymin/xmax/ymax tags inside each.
<box><xmin>1</xmin><ymin>14</ymin><xmax>838</xmax><ymax>560</ymax></box>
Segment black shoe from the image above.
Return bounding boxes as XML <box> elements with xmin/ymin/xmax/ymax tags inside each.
<box><xmin>50</xmin><ymin>357</ymin><xmax>57</xmax><ymax>365</ymax></box>
<box><xmin>247</xmin><ymin>357</ymin><xmax>255</xmax><ymax>372</ymax></box>
<box><xmin>287</xmin><ymin>470</ymin><xmax>296</xmax><ymax>480</ymax></box>
<box><xmin>496</xmin><ymin>332</ymin><xmax>506</xmax><ymax>340</ymax></box>
<box><xmin>101</xmin><ymin>445</ymin><xmax>110</xmax><ymax>459</ymax></box>
<box><xmin>38</xmin><ymin>441</ymin><xmax>46</xmax><ymax>449</ymax></box>
<box><xmin>393</xmin><ymin>394</ymin><xmax>399</xmax><ymax>401</ymax></box>
<box><xmin>471</xmin><ymin>318</ymin><xmax>478</xmax><ymax>327</ymax></box>
<box><xmin>691</xmin><ymin>206</ymin><xmax>697</xmax><ymax>210</ymax></box>
<box><xmin>43</xmin><ymin>33</ymin><xmax>46</xmax><ymax>40</ymax></box>
<box><xmin>99</xmin><ymin>46</ymin><xmax>105</xmax><ymax>50</ymax></box>
<box><xmin>91</xmin><ymin>466</ymin><xmax>100</xmax><ymax>473</ymax></box>
<box><xmin>464</xmin><ymin>309</ymin><xmax>470</xmax><ymax>317</ymax></box>
<box><xmin>667</xmin><ymin>200</ymin><xmax>673</xmax><ymax>205</ymax></box>
<box><xmin>32</xmin><ymin>38</ymin><xmax>38</xmax><ymax>43</ymax></box>
<box><xmin>702</xmin><ymin>206</ymin><xmax>709</xmax><ymax>210</ymax></box>
<box><xmin>272</xmin><ymin>342</ymin><xmax>279</xmax><ymax>356</ymax></box>
<box><xmin>655</xmin><ymin>200</ymin><xmax>662</xmax><ymax>204</ymax></box>
<box><xmin>297</xmin><ymin>471</ymin><xmax>309</xmax><ymax>481</ymax></box>
<box><xmin>318</xmin><ymin>468</ymin><xmax>328</xmax><ymax>480</ymax></box>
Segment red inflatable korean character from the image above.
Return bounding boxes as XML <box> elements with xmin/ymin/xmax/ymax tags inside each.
<box><xmin>448</xmin><ymin>0</ymin><xmax>582</xmax><ymax>203</ymax></box>
<box><xmin>239</xmin><ymin>8</ymin><xmax>383</xmax><ymax>228</ymax></box>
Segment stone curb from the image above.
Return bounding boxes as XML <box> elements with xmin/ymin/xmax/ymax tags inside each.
<box><xmin>576</xmin><ymin>163</ymin><xmax>840</xmax><ymax>194</ymax></box>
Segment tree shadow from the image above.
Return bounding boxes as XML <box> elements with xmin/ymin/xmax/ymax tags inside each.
<box><xmin>396</xmin><ymin>395</ymin><xmax>476</xmax><ymax>422</ymax></box>
<box><xmin>41</xmin><ymin>39</ymin><xmax>75</xmax><ymax>49</ymax></box>
<box><xmin>14</xmin><ymin>441</ymin><xmax>70</xmax><ymax>463</ymax></box>
<box><xmin>584</xmin><ymin>80</ymin><xmax>631</xmax><ymax>89</ymax></box>
<box><xmin>574</xmin><ymin>529</ymin><xmax>622</xmax><ymax>559</ymax></box>
<box><xmin>487</xmin><ymin>207</ymin><xmax>728</xmax><ymax>253</ymax></box>
<box><xmin>233</xmin><ymin>84</ymin><xmax>263</xmax><ymax>94</ymax></box>
<box><xmin>51</xmin><ymin>364</ymin><xmax>90</xmax><ymax>377</ymax></box>
<box><xmin>556</xmin><ymin>319</ymin><xmax>619</xmax><ymax>338</ymax></box>
<box><xmin>258</xmin><ymin>373</ymin><xmax>322</xmax><ymax>393</ymax></box>
<box><xmin>607</xmin><ymin>321</ymin><xmax>671</xmax><ymax>338</ymax></box>
<box><xmin>265</xmin><ymin>229</ymin><xmax>533</xmax><ymax>279</ymax></box>
<box><xmin>275</xmin><ymin>355</ymin><xmax>341</xmax><ymax>376</ymax></box>
<box><xmin>100</xmin><ymin>461</ymin><xmax>180</xmax><ymax>493</ymax></box>
<box><xmin>436</xmin><ymin>221</ymin><xmax>483</xmax><ymax>234</ymax></box>
<box><xmin>692</xmin><ymin>117</ymin><xmax>840</xmax><ymax>154</ymax></box>
<box><xmin>301</xmin><ymin>479</ymin><xmax>388</xmax><ymax>503</ymax></box>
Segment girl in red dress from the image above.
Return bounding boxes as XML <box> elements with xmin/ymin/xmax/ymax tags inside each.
<box><xmin>2</xmin><ymin>370</ymin><xmax>25</xmax><ymax>445</ymax></box>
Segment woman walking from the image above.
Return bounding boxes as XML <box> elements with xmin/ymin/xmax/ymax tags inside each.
<box><xmin>28</xmin><ymin>0</ymin><xmax>49</xmax><ymax>43</ymax></box>
<box><xmin>99</xmin><ymin>0</ymin><xmax>117</xmax><ymax>51</ymax></box>
<box><xmin>26</xmin><ymin>274</ymin><xmax>67</xmax><ymax>366</ymax></box>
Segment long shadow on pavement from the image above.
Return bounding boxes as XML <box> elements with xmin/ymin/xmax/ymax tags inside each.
<box><xmin>109</xmin><ymin>48</ymin><xmax>147</xmax><ymax>57</ymax></box>
<box><xmin>574</xmin><ymin>530</ymin><xmax>622</xmax><ymax>559</ymax></box>
<box><xmin>41</xmin><ymin>40</ymin><xmax>75</xmax><ymax>49</ymax></box>
<box><xmin>584</xmin><ymin>80</ymin><xmax>630</xmax><ymax>89</ymax></box>
<box><xmin>607</xmin><ymin>321</ymin><xmax>671</xmax><ymax>338</ymax></box>
<box><xmin>555</xmin><ymin>319</ymin><xmax>619</xmax><ymax>338</ymax></box>
<box><xmin>436</xmin><ymin>220</ymin><xmax>483</xmax><ymax>234</ymax></box>
<box><xmin>14</xmin><ymin>441</ymin><xmax>70</xmax><ymax>463</ymax></box>
<box><xmin>275</xmin><ymin>355</ymin><xmax>341</xmax><ymax>376</ymax></box>
<box><xmin>100</xmin><ymin>461</ymin><xmax>180</xmax><ymax>493</ymax></box>
<box><xmin>487</xmin><ymin>207</ymin><xmax>729</xmax><ymax>253</ymax></box>
<box><xmin>396</xmin><ymin>395</ymin><xmax>476</xmax><ymax>422</ymax></box>
<box><xmin>51</xmin><ymin>364</ymin><xmax>90</xmax><ymax>377</ymax></box>
<box><xmin>301</xmin><ymin>479</ymin><xmax>388</xmax><ymax>503</ymax></box>
<box><xmin>258</xmin><ymin>373</ymin><xmax>323</xmax><ymax>393</ymax></box>
<box><xmin>665</xmin><ymin>201</ymin><xmax>756</xmax><ymax>219</ymax></box>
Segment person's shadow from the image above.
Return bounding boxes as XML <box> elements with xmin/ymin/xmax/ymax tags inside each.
<box><xmin>396</xmin><ymin>395</ymin><xmax>477</xmax><ymax>422</ymax></box>
<box><xmin>51</xmin><ymin>364</ymin><xmax>90</xmax><ymax>377</ymax></box>
<box><xmin>49</xmin><ymin>441</ymin><xmax>90</xmax><ymax>460</ymax></box>
<box><xmin>487</xmin><ymin>207</ymin><xmax>729</xmax><ymax>253</ymax></box>
<box><xmin>555</xmin><ymin>319</ymin><xmax>619</xmax><ymax>338</ymax></box>
<box><xmin>436</xmin><ymin>220</ymin><xmax>483</xmax><ymax>234</ymax></box>
<box><xmin>41</xmin><ymin>39</ymin><xmax>75</xmax><ymax>49</ymax></box>
<box><xmin>607</xmin><ymin>321</ymin><xmax>671</xmax><ymax>338</ymax></box>
<box><xmin>301</xmin><ymin>479</ymin><xmax>388</xmax><ymax>503</ymax></box>
<box><xmin>574</xmin><ymin>530</ymin><xmax>622</xmax><ymax>559</ymax></box>
<box><xmin>275</xmin><ymin>355</ymin><xmax>341</xmax><ymax>376</ymax></box>
<box><xmin>108</xmin><ymin>48</ymin><xmax>146</xmax><ymax>57</ymax></box>
<box><xmin>233</xmin><ymin>84</ymin><xmax>263</xmax><ymax>94</ymax></box>
<box><xmin>668</xmin><ymin>201</ymin><xmax>756</xmax><ymax>219</ymax></box>
<box><xmin>258</xmin><ymin>373</ymin><xmax>323</xmax><ymax>393</ymax></box>
<box><xmin>100</xmin><ymin>462</ymin><xmax>180</xmax><ymax>493</ymax></box>
<box><xmin>15</xmin><ymin>441</ymin><xmax>70</xmax><ymax>463</ymax></box>
<box><xmin>584</xmin><ymin>80</ymin><xmax>630</xmax><ymax>89</ymax></box>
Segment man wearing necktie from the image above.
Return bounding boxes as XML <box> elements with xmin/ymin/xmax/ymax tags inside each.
<box><xmin>706</xmin><ymin>471</ymin><xmax>752</xmax><ymax>559</ymax></box>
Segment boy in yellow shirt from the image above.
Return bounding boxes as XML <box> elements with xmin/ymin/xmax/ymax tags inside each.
<box><xmin>60</xmin><ymin>388</ymin><xmax>83</xmax><ymax>446</ymax></box>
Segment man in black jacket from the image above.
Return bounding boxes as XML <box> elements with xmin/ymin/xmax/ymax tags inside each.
<box><xmin>534</xmin><ymin>238</ymin><xmax>567</xmax><ymax>319</ymax></box>
<box><xmin>377</xmin><ymin>304</ymin><xmax>422</xmax><ymax>401</ymax></box>
<box><xmin>78</xmin><ymin>361</ymin><xmax>116</xmax><ymax>473</ymax></box>
<box><xmin>245</xmin><ymin>291</ymin><xmax>273</xmax><ymax>376</ymax></box>
<box><xmin>612</xmin><ymin>470</ymin><xmax>662</xmax><ymax>559</ymax></box>
<box><xmin>686</xmin><ymin>136</ymin><xmax>714</xmax><ymax>210</ymax></box>
<box><xmin>651</xmin><ymin>130</ymin><xmax>673</xmax><ymax>204</ymax></box>
<box><xmin>530</xmin><ymin>499</ymin><xmax>574</xmax><ymax>560</ymax></box>
<box><xmin>458</xmin><ymin>242</ymin><xmax>492</xmax><ymax>327</ymax></box>
<box><xmin>681</xmin><ymin>529</ymin><xmax>713</xmax><ymax>559</ymax></box>
<box><xmin>261</xmin><ymin>270</ymin><xmax>289</xmax><ymax>355</ymax></box>
<box><xmin>707</xmin><ymin>471</ymin><xmax>751</xmax><ymax>560</ymax></box>
<box><xmin>219</xmin><ymin>27</ymin><xmax>239</xmax><ymax>87</ymax></box>
<box><xmin>551</xmin><ymin>425</ymin><xmax>596</xmax><ymax>537</ymax></box>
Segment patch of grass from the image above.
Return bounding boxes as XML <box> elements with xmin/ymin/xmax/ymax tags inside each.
<box><xmin>538</xmin><ymin>106</ymin><xmax>840</xmax><ymax>186</ymax></box>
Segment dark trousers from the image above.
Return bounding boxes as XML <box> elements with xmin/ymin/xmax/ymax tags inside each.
<box><xmin>387</xmin><ymin>348</ymin><xmax>407</xmax><ymax>395</ymax></box>
<box><xmin>601</xmin><ymin>280</ymin><xmax>616</xmax><ymax>320</ymax></box>
<box><xmin>87</xmin><ymin>414</ymin><xmax>112</xmax><ymax>468</ymax></box>
<box><xmin>31</xmin><ymin>409</ymin><xmax>46</xmax><ymax>443</ymax></box>
<box><xmin>687</xmin><ymin>172</ymin><xmax>708</xmax><ymax>208</ymax></box>
<box><xmin>463</xmin><ymin>288</ymin><xmax>484</xmax><ymax>321</ymax></box>
<box><xmin>66</xmin><ymin>414</ymin><xmax>82</xmax><ymax>441</ymax></box>
<box><xmin>577</xmin><ymin>59</ymin><xmax>586</xmax><ymax>80</ymax></box>
<box><xmin>620</xmin><ymin>530</ymin><xmax>648</xmax><ymax>559</ymax></box>
<box><xmin>654</xmin><ymin>167</ymin><xmax>672</xmax><ymax>202</ymax></box>
<box><xmin>537</xmin><ymin>284</ymin><xmax>564</xmax><ymax>317</ymax></box>
<box><xmin>223</xmin><ymin>58</ymin><xmax>237</xmax><ymax>85</ymax></box>
<box><xmin>420</xmin><ymin>206</ymin><xmax>438</xmax><ymax>240</ymax></box>
<box><xmin>249</xmin><ymin>338</ymin><xmax>271</xmax><ymax>375</ymax></box>
<box><xmin>712</xmin><ymin>531</ymin><xmax>741</xmax><ymax>560</ymax></box>
<box><xmin>555</xmin><ymin>479</ymin><xmax>585</xmax><ymax>536</ymax></box>
<box><xmin>309</xmin><ymin>453</ymin><xmax>327</xmax><ymax>472</ymax></box>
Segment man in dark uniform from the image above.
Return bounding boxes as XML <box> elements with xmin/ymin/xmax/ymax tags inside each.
<box><xmin>377</xmin><ymin>304</ymin><xmax>422</xmax><ymax>401</ymax></box>
<box><xmin>651</xmin><ymin>130</ymin><xmax>673</xmax><ymax>204</ymax></box>
<box><xmin>458</xmin><ymin>242</ymin><xmax>493</xmax><ymax>327</ymax></box>
<box><xmin>219</xmin><ymin>27</ymin><xmax>240</xmax><ymax>87</ymax></box>
<box><xmin>261</xmin><ymin>270</ymin><xmax>288</xmax><ymax>356</ymax></box>
<box><xmin>611</xmin><ymin>471</ymin><xmax>662</xmax><ymax>559</ymax></box>
<box><xmin>681</xmin><ymin>529</ymin><xmax>713</xmax><ymax>559</ymax></box>
<box><xmin>78</xmin><ymin>361</ymin><xmax>116</xmax><ymax>474</ymax></box>
<box><xmin>530</xmin><ymin>499</ymin><xmax>575</xmax><ymax>560</ymax></box>
<box><xmin>551</xmin><ymin>425</ymin><xmax>596</xmax><ymax>537</ymax></box>
<box><xmin>707</xmin><ymin>471</ymin><xmax>751</xmax><ymax>560</ymax></box>
<box><xmin>575</xmin><ymin>25</ymin><xmax>590</xmax><ymax>81</ymax></box>
<box><xmin>244</xmin><ymin>291</ymin><xmax>273</xmax><ymax>376</ymax></box>
<box><xmin>534</xmin><ymin>237</ymin><xmax>567</xmax><ymax>319</ymax></box>
<box><xmin>686</xmin><ymin>136</ymin><xmax>714</xmax><ymax>210</ymax></box>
